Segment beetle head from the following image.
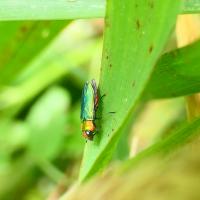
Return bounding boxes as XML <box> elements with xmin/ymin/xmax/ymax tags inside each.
<box><xmin>82</xmin><ymin>130</ymin><xmax>94</xmax><ymax>141</ymax></box>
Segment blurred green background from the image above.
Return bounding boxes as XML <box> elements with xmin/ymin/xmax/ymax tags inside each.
<box><xmin>0</xmin><ymin>20</ymin><xmax>185</xmax><ymax>199</ymax></box>
<box><xmin>0</xmin><ymin>20</ymin><xmax>104</xmax><ymax>200</ymax></box>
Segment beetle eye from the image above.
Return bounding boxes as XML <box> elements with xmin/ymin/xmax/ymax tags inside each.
<box><xmin>86</xmin><ymin>130</ymin><xmax>93</xmax><ymax>136</ymax></box>
<box><xmin>83</xmin><ymin>130</ymin><xmax>94</xmax><ymax>140</ymax></box>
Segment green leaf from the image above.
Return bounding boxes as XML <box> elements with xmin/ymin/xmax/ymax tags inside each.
<box><xmin>27</xmin><ymin>87</ymin><xmax>70</xmax><ymax>160</ymax></box>
<box><xmin>0</xmin><ymin>21</ymin><xmax>68</xmax><ymax>85</ymax></box>
<box><xmin>181</xmin><ymin>0</ymin><xmax>200</xmax><ymax>14</ymax></box>
<box><xmin>79</xmin><ymin>0</ymin><xmax>181</xmax><ymax>182</ymax></box>
<box><xmin>121</xmin><ymin>117</ymin><xmax>200</xmax><ymax>172</ymax></box>
<box><xmin>146</xmin><ymin>40</ymin><xmax>200</xmax><ymax>99</ymax></box>
<box><xmin>0</xmin><ymin>0</ymin><xmax>105</xmax><ymax>20</ymax></box>
<box><xmin>0</xmin><ymin>0</ymin><xmax>198</xmax><ymax>20</ymax></box>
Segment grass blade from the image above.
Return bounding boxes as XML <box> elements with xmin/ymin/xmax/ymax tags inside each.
<box><xmin>0</xmin><ymin>0</ymin><xmax>104</xmax><ymax>20</ymax></box>
<box><xmin>79</xmin><ymin>0</ymin><xmax>181</xmax><ymax>182</ymax></box>
<box><xmin>182</xmin><ymin>0</ymin><xmax>200</xmax><ymax>14</ymax></box>
<box><xmin>146</xmin><ymin>40</ymin><xmax>200</xmax><ymax>99</ymax></box>
<box><xmin>0</xmin><ymin>0</ymin><xmax>197</xmax><ymax>21</ymax></box>
<box><xmin>122</xmin><ymin>117</ymin><xmax>200</xmax><ymax>171</ymax></box>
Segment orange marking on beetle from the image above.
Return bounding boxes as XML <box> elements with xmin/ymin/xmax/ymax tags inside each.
<box><xmin>81</xmin><ymin>120</ymin><xmax>95</xmax><ymax>132</ymax></box>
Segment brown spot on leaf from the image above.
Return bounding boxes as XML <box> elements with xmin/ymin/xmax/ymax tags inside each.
<box><xmin>20</xmin><ymin>26</ymin><xmax>28</xmax><ymax>33</ymax></box>
<box><xmin>112</xmin><ymin>129</ymin><xmax>114</xmax><ymax>132</ymax></box>
<box><xmin>136</xmin><ymin>19</ymin><xmax>141</xmax><ymax>30</ymax></box>
<box><xmin>148</xmin><ymin>1</ymin><xmax>154</xmax><ymax>8</ymax></box>
<box><xmin>132</xmin><ymin>81</ymin><xmax>135</xmax><ymax>87</ymax></box>
<box><xmin>109</xmin><ymin>64</ymin><xmax>112</xmax><ymax>68</ymax></box>
<box><xmin>149</xmin><ymin>45</ymin><xmax>153</xmax><ymax>54</ymax></box>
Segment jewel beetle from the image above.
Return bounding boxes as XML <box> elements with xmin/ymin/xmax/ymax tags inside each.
<box><xmin>80</xmin><ymin>79</ymin><xmax>98</xmax><ymax>140</ymax></box>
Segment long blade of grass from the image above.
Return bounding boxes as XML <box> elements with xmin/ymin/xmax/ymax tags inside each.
<box><xmin>0</xmin><ymin>0</ymin><xmax>197</xmax><ymax>21</ymax></box>
<box><xmin>0</xmin><ymin>0</ymin><xmax>104</xmax><ymax>20</ymax></box>
<box><xmin>121</xmin><ymin>117</ymin><xmax>200</xmax><ymax>172</ymax></box>
<box><xmin>182</xmin><ymin>0</ymin><xmax>200</xmax><ymax>14</ymax></box>
<box><xmin>79</xmin><ymin>0</ymin><xmax>181</xmax><ymax>182</ymax></box>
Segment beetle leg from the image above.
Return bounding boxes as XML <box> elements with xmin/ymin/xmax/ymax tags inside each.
<box><xmin>100</xmin><ymin>94</ymin><xmax>106</xmax><ymax>100</ymax></box>
<box><xmin>108</xmin><ymin>111</ymin><xmax>116</xmax><ymax>114</ymax></box>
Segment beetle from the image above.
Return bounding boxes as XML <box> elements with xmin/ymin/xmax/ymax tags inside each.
<box><xmin>80</xmin><ymin>79</ymin><xmax>98</xmax><ymax>140</ymax></box>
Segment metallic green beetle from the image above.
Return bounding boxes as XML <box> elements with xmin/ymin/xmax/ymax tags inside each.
<box><xmin>80</xmin><ymin>79</ymin><xmax>98</xmax><ymax>140</ymax></box>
